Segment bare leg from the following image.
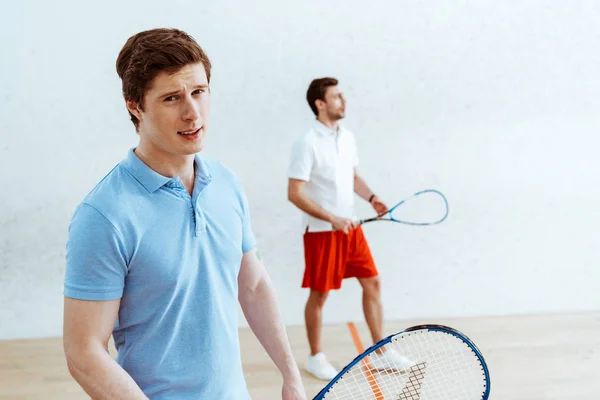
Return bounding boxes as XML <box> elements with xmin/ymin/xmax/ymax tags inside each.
<box><xmin>305</xmin><ymin>289</ymin><xmax>329</xmax><ymax>355</ymax></box>
<box><xmin>358</xmin><ymin>276</ymin><xmax>383</xmax><ymax>343</ymax></box>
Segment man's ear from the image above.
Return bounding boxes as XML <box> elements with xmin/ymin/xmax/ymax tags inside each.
<box><xmin>126</xmin><ymin>100</ymin><xmax>143</xmax><ymax>121</ymax></box>
<box><xmin>315</xmin><ymin>98</ymin><xmax>326</xmax><ymax>112</ymax></box>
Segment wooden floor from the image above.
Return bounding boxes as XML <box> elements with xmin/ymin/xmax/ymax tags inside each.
<box><xmin>1</xmin><ymin>312</ymin><xmax>599</xmax><ymax>399</ymax></box>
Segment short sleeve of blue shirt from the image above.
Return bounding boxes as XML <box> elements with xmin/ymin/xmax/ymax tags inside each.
<box><xmin>64</xmin><ymin>203</ymin><xmax>128</xmax><ymax>301</ymax></box>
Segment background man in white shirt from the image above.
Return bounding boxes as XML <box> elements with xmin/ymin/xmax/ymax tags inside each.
<box><xmin>287</xmin><ymin>77</ymin><xmax>414</xmax><ymax>380</ymax></box>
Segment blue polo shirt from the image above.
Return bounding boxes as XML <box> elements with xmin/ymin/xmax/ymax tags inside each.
<box><xmin>64</xmin><ymin>149</ymin><xmax>256</xmax><ymax>399</ymax></box>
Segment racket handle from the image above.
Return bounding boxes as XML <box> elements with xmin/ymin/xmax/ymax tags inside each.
<box><xmin>358</xmin><ymin>216</ymin><xmax>378</xmax><ymax>224</ymax></box>
<box><xmin>354</xmin><ymin>217</ymin><xmax>370</xmax><ymax>225</ymax></box>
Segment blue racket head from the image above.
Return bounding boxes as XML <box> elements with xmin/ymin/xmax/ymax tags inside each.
<box><xmin>379</xmin><ymin>189</ymin><xmax>449</xmax><ymax>226</ymax></box>
<box><xmin>313</xmin><ymin>324</ymin><xmax>490</xmax><ymax>400</ymax></box>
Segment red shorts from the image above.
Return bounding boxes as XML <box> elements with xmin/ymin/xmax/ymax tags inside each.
<box><xmin>302</xmin><ymin>226</ymin><xmax>378</xmax><ymax>292</ymax></box>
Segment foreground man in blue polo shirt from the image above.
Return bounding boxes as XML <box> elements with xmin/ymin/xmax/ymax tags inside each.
<box><xmin>63</xmin><ymin>28</ymin><xmax>306</xmax><ymax>400</ymax></box>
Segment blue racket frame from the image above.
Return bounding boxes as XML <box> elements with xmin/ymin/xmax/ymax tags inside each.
<box><xmin>358</xmin><ymin>189</ymin><xmax>449</xmax><ymax>226</ymax></box>
<box><xmin>313</xmin><ymin>324</ymin><xmax>491</xmax><ymax>400</ymax></box>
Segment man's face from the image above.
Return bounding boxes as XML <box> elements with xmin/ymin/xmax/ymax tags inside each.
<box><xmin>128</xmin><ymin>62</ymin><xmax>210</xmax><ymax>156</ymax></box>
<box><xmin>320</xmin><ymin>85</ymin><xmax>346</xmax><ymax>120</ymax></box>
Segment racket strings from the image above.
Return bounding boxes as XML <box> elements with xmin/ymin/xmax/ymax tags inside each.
<box><xmin>397</xmin><ymin>362</ymin><xmax>427</xmax><ymax>399</ymax></box>
<box><xmin>395</xmin><ymin>331</ymin><xmax>487</xmax><ymax>399</ymax></box>
<box><xmin>322</xmin><ymin>331</ymin><xmax>486</xmax><ymax>399</ymax></box>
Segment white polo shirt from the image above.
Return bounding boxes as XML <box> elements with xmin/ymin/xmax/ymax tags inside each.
<box><xmin>288</xmin><ymin>120</ymin><xmax>359</xmax><ymax>232</ymax></box>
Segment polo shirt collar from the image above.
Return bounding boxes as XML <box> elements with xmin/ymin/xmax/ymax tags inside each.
<box><xmin>121</xmin><ymin>148</ymin><xmax>211</xmax><ymax>193</ymax></box>
<box><xmin>314</xmin><ymin>119</ymin><xmax>342</xmax><ymax>136</ymax></box>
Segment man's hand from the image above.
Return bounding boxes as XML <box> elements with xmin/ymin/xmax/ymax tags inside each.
<box><xmin>370</xmin><ymin>195</ymin><xmax>388</xmax><ymax>215</ymax></box>
<box><xmin>331</xmin><ymin>216</ymin><xmax>356</xmax><ymax>233</ymax></box>
<box><xmin>282</xmin><ymin>379</ymin><xmax>307</xmax><ymax>400</ymax></box>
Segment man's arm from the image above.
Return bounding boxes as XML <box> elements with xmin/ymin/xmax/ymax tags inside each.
<box><xmin>63</xmin><ymin>297</ymin><xmax>148</xmax><ymax>400</ymax></box>
<box><xmin>288</xmin><ymin>178</ymin><xmax>354</xmax><ymax>233</ymax></box>
<box><xmin>238</xmin><ymin>248</ymin><xmax>306</xmax><ymax>400</ymax></box>
<box><xmin>353</xmin><ymin>169</ymin><xmax>388</xmax><ymax>214</ymax></box>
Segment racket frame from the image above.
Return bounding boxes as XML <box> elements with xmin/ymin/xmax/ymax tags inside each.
<box><xmin>358</xmin><ymin>189</ymin><xmax>449</xmax><ymax>226</ymax></box>
<box><xmin>313</xmin><ymin>324</ymin><xmax>491</xmax><ymax>400</ymax></box>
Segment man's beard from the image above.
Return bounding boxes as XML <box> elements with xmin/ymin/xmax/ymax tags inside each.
<box><xmin>328</xmin><ymin>109</ymin><xmax>344</xmax><ymax>121</ymax></box>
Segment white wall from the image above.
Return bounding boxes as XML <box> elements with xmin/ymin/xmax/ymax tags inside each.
<box><xmin>1</xmin><ymin>0</ymin><xmax>599</xmax><ymax>340</ymax></box>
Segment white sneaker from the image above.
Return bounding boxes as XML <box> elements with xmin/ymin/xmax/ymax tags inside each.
<box><xmin>369</xmin><ymin>349</ymin><xmax>416</xmax><ymax>372</ymax></box>
<box><xmin>304</xmin><ymin>352</ymin><xmax>339</xmax><ymax>381</ymax></box>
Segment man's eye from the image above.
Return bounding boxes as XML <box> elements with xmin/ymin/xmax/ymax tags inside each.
<box><xmin>164</xmin><ymin>96</ymin><xmax>177</xmax><ymax>102</ymax></box>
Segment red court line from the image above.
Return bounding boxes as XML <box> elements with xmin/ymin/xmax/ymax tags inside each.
<box><xmin>347</xmin><ymin>322</ymin><xmax>384</xmax><ymax>400</ymax></box>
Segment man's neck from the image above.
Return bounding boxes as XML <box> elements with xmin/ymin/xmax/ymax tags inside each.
<box><xmin>134</xmin><ymin>142</ymin><xmax>196</xmax><ymax>194</ymax></box>
<box><xmin>317</xmin><ymin>116</ymin><xmax>340</xmax><ymax>133</ymax></box>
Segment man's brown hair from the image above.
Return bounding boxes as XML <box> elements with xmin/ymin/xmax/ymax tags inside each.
<box><xmin>306</xmin><ymin>77</ymin><xmax>338</xmax><ymax>116</ymax></box>
<box><xmin>116</xmin><ymin>28</ymin><xmax>211</xmax><ymax>129</ymax></box>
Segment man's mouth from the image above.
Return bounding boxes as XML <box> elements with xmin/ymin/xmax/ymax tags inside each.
<box><xmin>178</xmin><ymin>128</ymin><xmax>201</xmax><ymax>135</ymax></box>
